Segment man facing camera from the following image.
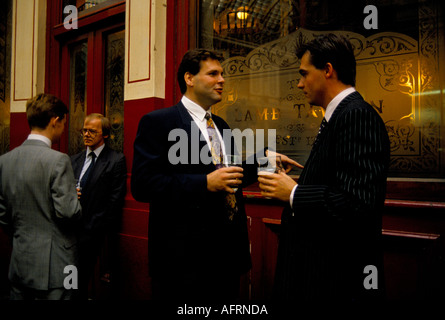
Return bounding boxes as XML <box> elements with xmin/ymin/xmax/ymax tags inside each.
<box><xmin>131</xmin><ymin>49</ymin><xmax>255</xmax><ymax>301</ymax></box>
<box><xmin>71</xmin><ymin>113</ymin><xmax>127</xmax><ymax>300</ymax></box>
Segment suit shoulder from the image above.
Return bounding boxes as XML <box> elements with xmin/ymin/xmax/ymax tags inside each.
<box><xmin>338</xmin><ymin>92</ymin><xmax>380</xmax><ymax>117</ymax></box>
<box><xmin>106</xmin><ymin>147</ymin><xmax>126</xmax><ymax>161</ymax></box>
<box><xmin>142</xmin><ymin>104</ymin><xmax>180</xmax><ymax>120</ymax></box>
<box><xmin>50</xmin><ymin>149</ymin><xmax>71</xmax><ymax>163</ymax></box>
<box><xmin>70</xmin><ymin>151</ymin><xmax>85</xmax><ymax>161</ymax></box>
<box><xmin>212</xmin><ymin>113</ymin><xmax>230</xmax><ymax>129</ymax></box>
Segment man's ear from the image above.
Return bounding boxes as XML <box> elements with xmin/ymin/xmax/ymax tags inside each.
<box><xmin>50</xmin><ymin>116</ymin><xmax>60</xmax><ymax>127</ymax></box>
<box><xmin>184</xmin><ymin>72</ymin><xmax>194</xmax><ymax>87</ymax></box>
<box><xmin>324</xmin><ymin>63</ymin><xmax>335</xmax><ymax>79</ymax></box>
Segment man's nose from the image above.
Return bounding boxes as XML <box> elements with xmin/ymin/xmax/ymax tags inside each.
<box><xmin>297</xmin><ymin>78</ymin><xmax>304</xmax><ymax>88</ymax></box>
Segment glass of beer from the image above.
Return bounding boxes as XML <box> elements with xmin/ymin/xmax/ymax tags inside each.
<box><xmin>257</xmin><ymin>155</ymin><xmax>283</xmax><ymax>175</ymax></box>
<box><xmin>223</xmin><ymin>154</ymin><xmax>242</xmax><ymax>192</ymax></box>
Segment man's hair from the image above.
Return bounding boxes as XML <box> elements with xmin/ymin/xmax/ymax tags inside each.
<box><xmin>296</xmin><ymin>34</ymin><xmax>356</xmax><ymax>86</ymax></box>
<box><xmin>26</xmin><ymin>93</ymin><xmax>68</xmax><ymax>130</ymax></box>
<box><xmin>84</xmin><ymin>113</ymin><xmax>111</xmax><ymax>138</ymax></box>
<box><xmin>177</xmin><ymin>49</ymin><xmax>224</xmax><ymax>94</ymax></box>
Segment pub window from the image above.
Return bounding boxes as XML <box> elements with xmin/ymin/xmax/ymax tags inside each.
<box><xmin>198</xmin><ymin>0</ymin><xmax>445</xmax><ymax>180</ymax></box>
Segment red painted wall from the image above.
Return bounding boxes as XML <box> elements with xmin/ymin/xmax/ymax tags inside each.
<box><xmin>114</xmin><ymin>0</ymin><xmax>191</xmax><ymax>298</ymax></box>
<box><xmin>9</xmin><ymin>113</ymin><xmax>29</xmax><ymax>150</ymax></box>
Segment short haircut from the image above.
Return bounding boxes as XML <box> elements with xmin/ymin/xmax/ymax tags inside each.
<box><xmin>177</xmin><ymin>49</ymin><xmax>224</xmax><ymax>94</ymax></box>
<box><xmin>84</xmin><ymin>113</ymin><xmax>111</xmax><ymax>138</ymax></box>
<box><xmin>26</xmin><ymin>93</ymin><xmax>68</xmax><ymax>130</ymax></box>
<box><xmin>296</xmin><ymin>34</ymin><xmax>356</xmax><ymax>87</ymax></box>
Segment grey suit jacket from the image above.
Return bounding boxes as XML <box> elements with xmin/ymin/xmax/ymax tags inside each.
<box><xmin>0</xmin><ymin>139</ymin><xmax>82</xmax><ymax>290</ymax></box>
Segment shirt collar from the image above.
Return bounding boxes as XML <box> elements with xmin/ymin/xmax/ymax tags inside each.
<box><xmin>87</xmin><ymin>143</ymin><xmax>105</xmax><ymax>158</ymax></box>
<box><xmin>324</xmin><ymin>87</ymin><xmax>356</xmax><ymax>122</ymax></box>
<box><xmin>181</xmin><ymin>96</ymin><xmax>211</xmax><ymax>122</ymax></box>
<box><xmin>27</xmin><ymin>134</ymin><xmax>52</xmax><ymax>148</ymax></box>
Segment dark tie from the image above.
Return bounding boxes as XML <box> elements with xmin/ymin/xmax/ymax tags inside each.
<box><xmin>313</xmin><ymin>117</ymin><xmax>327</xmax><ymax>146</ymax></box>
<box><xmin>205</xmin><ymin>113</ymin><xmax>237</xmax><ymax>221</ymax></box>
<box><xmin>80</xmin><ymin>152</ymin><xmax>96</xmax><ymax>189</ymax></box>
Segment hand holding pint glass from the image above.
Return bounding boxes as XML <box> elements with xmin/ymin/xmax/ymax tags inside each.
<box><xmin>224</xmin><ymin>155</ymin><xmax>242</xmax><ymax>192</ymax></box>
<box><xmin>257</xmin><ymin>155</ymin><xmax>284</xmax><ymax>199</ymax></box>
<box><xmin>257</xmin><ymin>155</ymin><xmax>284</xmax><ymax>175</ymax></box>
<box><xmin>257</xmin><ymin>153</ymin><xmax>302</xmax><ymax>201</ymax></box>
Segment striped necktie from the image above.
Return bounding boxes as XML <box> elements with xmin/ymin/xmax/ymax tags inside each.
<box><xmin>205</xmin><ymin>113</ymin><xmax>237</xmax><ymax>221</ymax></box>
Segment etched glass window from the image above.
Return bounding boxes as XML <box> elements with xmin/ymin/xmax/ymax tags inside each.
<box><xmin>104</xmin><ymin>29</ymin><xmax>125</xmax><ymax>153</ymax></box>
<box><xmin>68</xmin><ymin>41</ymin><xmax>88</xmax><ymax>156</ymax></box>
<box><xmin>199</xmin><ymin>0</ymin><xmax>445</xmax><ymax>179</ymax></box>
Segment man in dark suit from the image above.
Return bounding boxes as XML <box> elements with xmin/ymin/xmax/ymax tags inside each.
<box><xmin>71</xmin><ymin>113</ymin><xmax>127</xmax><ymax>299</ymax></box>
<box><xmin>131</xmin><ymin>49</ymin><xmax>256</xmax><ymax>301</ymax></box>
<box><xmin>0</xmin><ymin>93</ymin><xmax>82</xmax><ymax>300</ymax></box>
<box><xmin>258</xmin><ymin>34</ymin><xmax>390</xmax><ymax>301</ymax></box>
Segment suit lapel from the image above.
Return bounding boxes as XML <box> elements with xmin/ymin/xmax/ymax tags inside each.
<box><xmin>301</xmin><ymin>91</ymin><xmax>363</xmax><ymax>183</ymax></box>
<box><xmin>314</xmin><ymin>91</ymin><xmax>362</xmax><ymax>148</ymax></box>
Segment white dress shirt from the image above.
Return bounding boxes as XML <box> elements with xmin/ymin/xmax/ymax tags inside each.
<box><xmin>181</xmin><ymin>95</ymin><xmax>227</xmax><ymax>156</ymax></box>
<box><xmin>289</xmin><ymin>87</ymin><xmax>356</xmax><ymax>207</ymax></box>
<box><xmin>27</xmin><ymin>134</ymin><xmax>52</xmax><ymax>148</ymax></box>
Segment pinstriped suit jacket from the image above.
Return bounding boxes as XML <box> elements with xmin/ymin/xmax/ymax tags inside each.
<box><xmin>0</xmin><ymin>139</ymin><xmax>82</xmax><ymax>291</ymax></box>
<box><xmin>275</xmin><ymin>91</ymin><xmax>390</xmax><ymax>301</ymax></box>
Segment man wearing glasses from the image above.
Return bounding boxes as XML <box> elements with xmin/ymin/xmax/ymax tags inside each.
<box><xmin>71</xmin><ymin>113</ymin><xmax>127</xmax><ymax>300</ymax></box>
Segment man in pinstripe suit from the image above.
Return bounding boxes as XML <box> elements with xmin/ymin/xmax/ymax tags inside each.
<box><xmin>258</xmin><ymin>34</ymin><xmax>390</xmax><ymax>301</ymax></box>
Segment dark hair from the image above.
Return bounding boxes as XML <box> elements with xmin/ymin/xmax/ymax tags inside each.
<box><xmin>26</xmin><ymin>93</ymin><xmax>69</xmax><ymax>130</ymax></box>
<box><xmin>297</xmin><ymin>34</ymin><xmax>356</xmax><ymax>86</ymax></box>
<box><xmin>177</xmin><ymin>49</ymin><xmax>224</xmax><ymax>94</ymax></box>
<box><xmin>84</xmin><ymin>113</ymin><xmax>111</xmax><ymax>138</ymax></box>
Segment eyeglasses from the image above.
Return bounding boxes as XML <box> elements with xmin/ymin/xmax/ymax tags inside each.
<box><xmin>81</xmin><ymin>128</ymin><xmax>102</xmax><ymax>136</ymax></box>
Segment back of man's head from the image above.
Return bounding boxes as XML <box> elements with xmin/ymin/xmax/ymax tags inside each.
<box><xmin>26</xmin><ymin>93</ymin><xmax>68</xmax><ymax>130</ymax></box>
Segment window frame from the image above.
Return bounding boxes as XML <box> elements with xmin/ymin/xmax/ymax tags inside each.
<box><xmin>46</xmin><ymin>0</ymin><xmax>125</xmax><ymax>154</ymax></box>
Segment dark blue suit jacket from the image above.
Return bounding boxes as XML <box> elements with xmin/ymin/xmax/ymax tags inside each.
<box><xmin>131</xmin><ymin>102</ymin><xmax>253</xmax><ymax>286</ymax></box>
<box><xmin>275</xmin><ymin>91</ymin><xmax>390</xmax><ymax>301</ymax></box>
<box><xmin>71</xmin><ymin>145</ymin><xmax>127</xmax><ymax>241</ymax></box>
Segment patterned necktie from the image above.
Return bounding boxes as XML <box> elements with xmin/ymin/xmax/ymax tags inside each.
<box><xmin>80</xmin><ymin>152</ymin><xmax>96</xmax><ymax>189</ymax></box>
<box><xmin>205</xmin><ymin>113</ymin><xmax>223</xmax><ymax>167</ymax></box>
<box><xmin>313</xmin><ymin>117</ymin><xmax>328</xmax><ymax>146</ymax></box>
<box><xmin>205</xmin><ymin>113</ymin><xmax>238</xmax><ymax>221</ymax></box>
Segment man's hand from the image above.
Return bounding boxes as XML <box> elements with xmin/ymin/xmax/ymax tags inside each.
<box><xmin>207</xmin><ymin>166</ymin><xmax>243</xmax><ymax>193</ymax></box>
<box><xmin>258</xmin><ymin>171</ymin><xmax>297</xmax><ymax>202</ymax></box>
<box><xmin>266</xmin><ymin>150</ymin><xmax>303</xmax><ymax>173</ymax></box>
